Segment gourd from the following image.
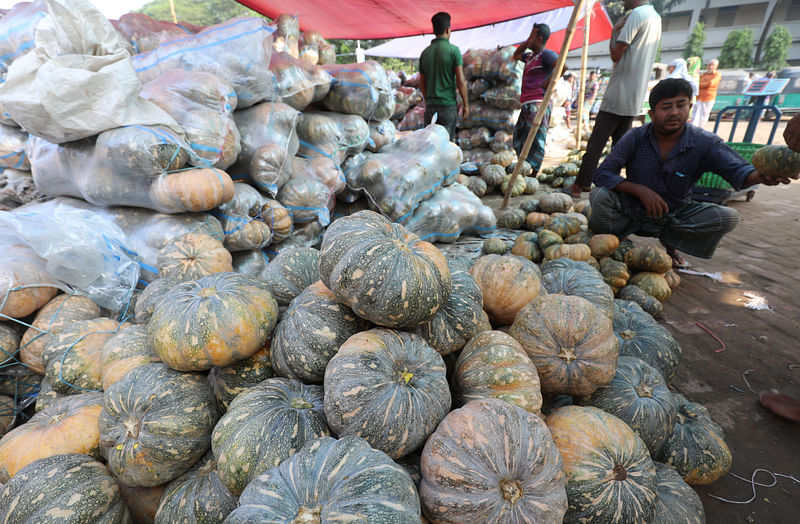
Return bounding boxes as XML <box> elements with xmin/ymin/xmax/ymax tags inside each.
<box><xmin>625</xmin><ymin>245</ymin><xmax>672</xmax><ymax>274</ymax></box>
<box><xmin>525</xmin><ymin>211</ymin><xmax>549</xmax><ymax>230</ymax></box>
<box><xmin>262</xmin><ymin>198</ymin><xmax>293</xmax><ymax>242</ymax></box>
<box><xmin>100</xmin><ymin>324</ymin><xmax>161</xmax><ymax>390</ymax></box>
<box><xmin>510</xmin><ymin>231</ymin><xmax>542</xmax><ymax>262</ymax></box>
<box><xmin>537</xmin><ymin>229</ymin><xmax>563</xmax><ymax>250</ymax></box>
<box><xmin>259</xmin><ymin>247</ymin><xmax>320</xmax><ymax>306</ymax></box>
<box><xmin>0</xmin><ymin>392</ymin><xmax>103</xmax><ymax>483</ymax></box>
<box><xmin>585</xmin><ymin>356</ymin><xmax>678</xmax><ymax>456</ymax></box>
<box><xmin>657</xmin><ymin>393</ymin><xmax>733</xmax><ymax>485</ymax></box>
<box><xmin>467</xmin><ymin>176</ymin><xmax>487</xmax><ymax>197</ymax></box>
<box><xmin>538</xmin><ymin>192</ymin><xmax>573</xmax><ymax>214</ymax></box>
<box><xmin>99</xmin><ymin>363</ymin><xmax>219</xmax><ymax>487</ymax></box>
<box><xmin>480</xmin><ymin>163</ymin><xmax>506</xmax><ymax>186</ymax></box>
<box><xmin>547</xmin><ymin>405</ymin><xmax>658</xmax><ymax>524</ymax></box>
<box><xmin>454</xmin><ymin>331</ymin><xmax>542</xmax><ymax>414</ymax></box>
<box><xmin>147</xmin><ymin>272</ymin><xmax>278</xmax><ymax>371</ymax></box>
<box><xmin>490</xmin><ymin>149</ymin><xmax>516</xmax><ymax>167</ymax></box>
<box><xmin>509</xmin><ymin>294</ymin><xmax>619</xmax><ymax>398</ymax></box>
<box><xmin>149</xmin><ymin>168</ymin><xmax>235</xmax><ymax>213</ymax></box>
<box><xmin>212</xmin><ymin>378</ymin><xmax>329</xmax><ymax>495</ymax></box>
<box><xmin>496</xmin><ymin>207</ymin><xmax>527</xmax><ymax>229</ymax></box>
<box><xmin>324</xmin><ymin>328</ymin><xmax>451</xmax><ymax>459</ymax></box>
<box><xmin>224</xmin><ymin>436</ymin><xmax>420</xmax><ymax>523</ymax></box>
<box><xmin>652</xmin><ymin>462</ymin><xmax>706</xmax><ymax>524</ymax></box>
<box><xmin>590</xmin><ymin>234</ymin><xmax>620</xmax><ymax>258</ymax></box>
<box><xmin>414</xmin><ymin>258</ymin><xmax>484</xmax><ymax>356</ymax></box>
<box><xmin>541</xmin><ymin>264</ymin><xmax>615</xmax><ymax>319</ymax></box>
<box><xmin>543</xmin><ymin>243</ymin><xmax>592</xmax><ymax>262</ymax></box>
<box><xmin>600</xmin><ymin>257</ymin><xmax>630</xmax><ymax>292</ymax></box>
<box><xmin>614</xmin><ymin>300</ymin><xmax>682</xmax><ymax>383</ymax></box>
<box><xmin>470</xmin><ymin>254</ymin><xmax>542</xmax><ymax>326</ymax></box>
<box><xmin>0</xmin><ymin>324</ymin><xmax>19</xmax><ymax>367</ymax></box>
<box><xmin>482</xmin><ymin>237</ymin><xmax>508</xmax><ymax>254</ymax></box>
<box><xmin>751</xmin><ymin>144</ymin><xmax>800</xmax><ymax>177</ymax></box>
<box><xmin>207</xmin><ymin>344</ymin><xmax>274</xmax><ymax>413</ymax></box>
<box><xmin>507</xmin><ymin>160</ymin><xmax>533</xmax><ymax>177</ymax></box>
<box><xmin>630</xmin><ymin>272</ymin><xmax>672</xmax><ymax>301</ymax></box>
<box><xmin>319</xmin><ymin>210</ymin><xmax>451</xmax><ymax>329</ymax></box>
<box><xmin>500</xmin><ymin>174</ymin><xmax>527</xmax><ymax>197</ymax></box>
<box><xmin>420</xmin><ymin>399</ymin><xmax>567</xmax><ymax>523</ymax></box>
<box><xmin>0</xmin><ymin>454</ymin><xmax>129</xmax><ymax>522</ymax></box>
<box><xmin>524</xmin><ymin>176</ymin><xmax>539</xmax><ymax>194</ymax></box>
<box><xmin>545</xmin><ymin>214</ymin><xmax>583</xmax><ymax>238</ymax></box>
<box><xmin>271</xmin><ymin>281</ymin><xmax>369</xmax><ymax>383</ymax></box>
<box><xmin>0</xmin><ymin>395</ymin><xmax>13</xmax><ymax>436</ymax></box>
<box><xmin>133</xmin><ymin>277</ymin><xmax>179</xmax><ymax>324</ymax></box>
<box><xmin>156</xmin><ymin>233</ymin><xmax>233</xmax><ymax>281</ymax></box>
<box><xmin>619</xmin><ymin>285</ymin><xmax>663</xmax><ymax>318</ymax></box>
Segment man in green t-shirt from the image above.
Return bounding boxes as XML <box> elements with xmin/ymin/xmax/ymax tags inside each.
<box><xmin>419</xmin><ymin>12</ymin><xmax>469</xmax><ymax>140</ymax></box>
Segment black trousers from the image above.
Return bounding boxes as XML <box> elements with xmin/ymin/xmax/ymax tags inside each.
<box><xmin>424</xmin><ymin>104</ymin><xmax>458</xmax><ymax>140</ymax></box>
<box><xmin>574</xmin><ymin>110</ymin><xmax>634</xmax><ymax>188</ymax></box>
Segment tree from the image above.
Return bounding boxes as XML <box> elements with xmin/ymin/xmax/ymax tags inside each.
<box><xmin>683</xmin><ymin>22</ymin><xmax>705</xmax><ymax>61</ymax></box>
<box><xmin>718</xmin><ymin>29</ymin><xmax>754</xmax><ymax>69</ymax></box>
<box><xmin>758</xmin><ymin>25</ymin><xmax>791</xmax><ymax>72</ymax></box>
<box><xmin>137</xmin><ymin>0</ymin><xmax>261</xmax><ymax>26</ymax></box>
<box><xmin>331</xmin><ymin>39</ymin><xmax>417</xmax><ymax>73</ymax></box>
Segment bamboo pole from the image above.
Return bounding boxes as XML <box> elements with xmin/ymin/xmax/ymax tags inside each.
<box><xmin>576</xmin><ymin>1</ymin><xmax>592</xmax><ymax>146</ymax></box>
<box><xmin>169</xmin><ymin>0</ymin><xmax>178</xmax><ymax>24</ymax></box>
<box><xmin>501</xmin><ymin>0</ymin><xmax>588</xmax><ymax>210</ymax></box>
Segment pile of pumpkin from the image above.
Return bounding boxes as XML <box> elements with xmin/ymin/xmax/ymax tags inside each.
<box><xmin>0</xmin><ymin>209</ymin><xmax>730</xmax><ymax>522</ymax></box>
<box><xmin>456</xmin><ymin>149</ymin><xmax>544</xmax><ymax>200</ymax></box>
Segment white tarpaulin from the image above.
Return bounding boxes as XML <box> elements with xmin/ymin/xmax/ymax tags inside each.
<box><xmin>365</xmin><ymin>2</ymin><xmax>610</xmax><ymax>59</ymax></box>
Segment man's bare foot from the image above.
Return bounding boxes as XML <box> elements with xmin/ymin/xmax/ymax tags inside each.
<box><xmin>567</xmin><ymin>183</ymin><xmax>583</xmax><ymax>198</ymax></box>
<box><xmin>664</xmin><ymin>246</ymin><xmax>690</xmax><ymax>269</ymax></box>
<box><xmin>760</xmin><ymin>390</ymin><xmax>800</xmax><ymax>422</ymax></box>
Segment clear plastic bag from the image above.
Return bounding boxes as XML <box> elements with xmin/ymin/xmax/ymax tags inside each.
<box><xmin>344</xmin><ymin>123</ymin><xmax>463</xmax><ymax>223</ymax></box>
<box><xmin>404</xmin><ymin>182</ymin><xmax>497</xmax><ymax>243</ymax></box>
<box><xmin>114</xmin><ymin>12</ymin><xmax>195</xmax><ymax>54</ymax></box>
<box><xmin>212</xmin><ymin>182</ymin><xmax>273</xmax><ymax>252</ymax></box>
<box><xmin>273</xmin><ymin>14</ymin><xmax>299</xmax><ymax>58</ymax></box>
<box><xmin>456</xmin><ymin>127</ymin><xmax>491</xmax><ymax>150</ymax></box>
<box><xmin>318</xmin><ymin>42</ymin><xmax>336</xmax><ymax>65</ymax></box>
<box><xmin>270</xmin><ymin>52</ymin><xmax>332</xmax><ymax>111</ymax></box>
<box><xmin>397</xmin><ymin>105</ymin><xmax>426</xmax><ymax>132</ymax></box>
<box><xmin>483</xmin><ymin>83</ymin><xmax>522</xmax><ymax>110</ymax></box>
<box><xmin>322</xmin><ymin>61</ymin><xmax>395</xmax><ymax>120</ymax></box>
<box><xmin>468</xmin><ymin>78</ymin><xmax>492</xmax><ymax>101</ymax></box>
<box><xmin>460</xmin><ymin>102</ymin><xmax>519</xmax><ymax>132</ymax></box>
<box><xmin>231</xmin><ymin>102</ymin><xmax>301</xmax><ymax>198</ymax></box>
<box><xmin>0</xmin><ymin>0</ymin><xmax>46</xmax><ymax>77</ymax></box>
<box><xmin>132</xmin><ymin>17</ymin><xmax>275</xmax><ymax>109</ymax></box>
<box><xmin>141</xmin><ymin>70</ymin><xmax>241</xmax><ymax>169</ymax></box>
<box><xmin>461</xmin><ymin>147</ymin><xmax>494</xmax><ymax>165</ymax></box>
<box><xmin>367</xmin><ymin>120</ymin><xmax>397</xmax><ymax>152</ymax></box>
<box><xmin>28</xmin><ymin>126</ymin><xmax>235</xmax><ymax>214</ymax></box>
<box><xmin>392</xmin><ymin>86</ymin><xmax>420</xmax><ymax>119</ymax></box>
<box><xmin>0</xmin><ymin>231</ymin><xmax>59</xmax><ymax>320</ymax></box>
<box><xmin>292</xmin><ymin>156</ymin><xmax>346</xmax><ymax>194</ymax></box>
<box><xmin>0</xmin><ymin>125</ymin><xmax>29</xmax><ymax>170</ymax></box>
<box><xmin>296</xmin><ymin>111</ymin><xmax>370</xmax><ymax>166</ymax></box>
<box><xmin>277</xmin><ymin>173</ymin><xmax>334</xmax><ymax>226</ymax></box>
<box><xmin>463</xmin><ymin>49</ymin><xmax>490</xmax><ymax>80</ymax></box>
<box><xmin>482</xmin><ymin>46</ymin><xmax>522</xmax><ymax>84</ymax></box>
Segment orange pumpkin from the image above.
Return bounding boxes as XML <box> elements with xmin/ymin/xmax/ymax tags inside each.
<box><xmin>470</xmin><ymin>254</ymin><xmax>542</xmax><ymax>326</ymax></box>
<box><xmin>261</xmin><ymin>199</ymin><xmax>293</xmax><ymax>243</ymax></box>
<box><xmin>157</xmin><ymin>233</ymin><xmax>233</xmax><ymax>281</ymax></box>
<box><xmin>544</xmin><ymin>243</ymin><xmax>592</xmax><ymax>262</ymax></box>
<box><xmin>663</xmin><ymin>270</ymin><xmax>681</xmax><ymax>290</ymax></box>
<box><xmin>0</xmin><ymin>244</ymin><xmax>59</xmax><ymax>319</ymax></box>
<box><xmin>624</xmin><ymin>245</ymin><xmax>672</xmax><ymax>274</ymax></box>
<box><xmin>100</xmin><ymin>325</ymin><xmax>161</xmax><ymax>390</ymax></box>
<box><xmin>525</xmin><ymin>212</ymin><xmax>550</xmax><ymax>230</ymax></box>
<box><xmin>149</xmin><ymin>168</ymin><xmax>235</xmax><ymax>213</ymax></box>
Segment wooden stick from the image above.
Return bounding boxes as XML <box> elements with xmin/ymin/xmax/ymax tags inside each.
<box><xmin>576</xmin><ymin>1</ymin><xmax>592</xmax><ymax>146</ymax></box>
<box><xmin>502</xmin><ymin>0</ymin><xmax>588</xmax><ymax>209</ymax></box>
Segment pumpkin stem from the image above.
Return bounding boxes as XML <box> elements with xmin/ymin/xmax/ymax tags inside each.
<box><xmin>634</xmin><ymin>382</ymin><xmax>654</xmax><ymax>398</ymax></box>
<box><xmin>500</xmin><ymin>479</ymin><xmax>524</xmax><ymax>504</ymax></box>
<box><xmin>198</xmin><ymin>287</ymin><xmax>217</xmax><ymax>298</ymax></box>
<box><xmin>558</xmin><ymin>347</ymin><xmax>577</xmax><ymax>363</ymax></box>
<box><xmin>613</xmin><ymin>464</ymin><xmax>628</xmax><ymax>481</ymax></box>
<box><xmin>290</xmin><ymin>398</ymin><xmax>314</xmax><ymax>410</ymax></box>
<box><xmin>619</xmin><ymin>329</ymin><xmax>635</xmax><ymax>341</ymax></box>
<box><xmin>400</xmin><ymin>371</ymin><xmax>414</xmax><ymax>385</ymax></box>
<box><xmin>123</xmin><ymin>418</ymin><xmax>141</xmax><ymax>439</ymax></box>
<box><xmin>291</xmin><ymin>505</ymin><xmax>321</xmax><ymax>524</ymax></box>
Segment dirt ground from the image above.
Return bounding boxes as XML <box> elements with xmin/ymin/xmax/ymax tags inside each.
<box><xmin>540</xmin><ymin>116</ymin><xmax>800</xmax><ymax>523</ymax></box>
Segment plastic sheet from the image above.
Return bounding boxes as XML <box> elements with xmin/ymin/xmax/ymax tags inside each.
<box><xmin>292</xmin><ymin>156</ymin><xmax>345</xmax><ymax>194</ymax></box>
<box><xmin>456</xmin><ymin>127</ymin><xmax>491</xmax><ymax>150</ymax></box>
<box><xmin>344</xmin><ymin>123</ymin><xmax>463</xmax><ymax>223</ymax></box>
<box><xmin>0</xmin><ymin>0</ymin><xmax>180</xmax><ymax>144</ymax></box>
<box><xmin>296</xmin><ymin>111</ymin><xmax>370</xmax><ymax>166</ymax></box>
<box><xmin>322</xmin><ymin>61</ymin><xmax>395</xmax><ymax>120</ymax></box>
<box><xmin>404</xmin><ymin>183</ymin><xmax>496</xmax><ymax>243</ymax></box>
<box><xmin>232</xmin><ymin>102</ymin><xmax>300</xmax><ymax>197</ymax></box>
<box><xmin>28</xmin><ymin>125</ymin><xmax>234</xmax><ymax>213</ymax></box>
<box><xmin>141</xmin><ymin>70</ymin><xmax>240</xmax><ymax>169</ymax></box>
<box><xmin>113</xmin><ymin>12</ymin><xmax>195</xmax><ymax>54</ymax></box>
<box><xmin>277</xmin><ymin>173</ymin><xmax>334</xmax><ymax>226</ymax></box>
<box><xmin>397</xmin><ymin>105</ymin><xmax>426</xmax><ymax>132</ymax></box>
<box><xmin>459</xmin><ymin>102</ymin><xmax>519</xmax><ymax>132</ymax></box>
<box><xmin>270</xmin><ymin>52</ymin><xmax>332</xmax><ymax>111</ymax></box>
<box><xmin>0</xmin><ymin>200</ymin><xmax>139</xmax><ymax>313</ymax></box>
<box><xmin>367</xmin><ymin>120</ymin><xmax>397</xmax><ymax>152</ymax></box>
<box><xmin>132</xmin><ymin>17</ymin><xmax>276</xmax><ymax>109</ymax></box>
<box><xmin>273</xmin><ymin>14</ymin><xmax>299</xmax><ymax>58</ymax></box>
<box><xmin>0</xmin><ymin>125</ymin><xmax>29</xmax><ymax>170</ymax></box>
<box><xmin>212</xmin><ymin>182</ymin><xmax>273</xmax><ymax>252</ymax></box>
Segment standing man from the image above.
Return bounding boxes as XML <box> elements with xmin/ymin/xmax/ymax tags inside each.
<box><xmin>513</xmin><ymin>23</ymin><xmax>558</xmax><ymax>175</ymax></box>
<box><xmin>582</xmin><ymin>70</ymin><xmax>601</xmax><ymax>131</ymax></box>
<box><xmin>690</xmin><ymin>58</ymin><xmax>721</xmax><ymax>129</ymax></box>
<box><xmin>568</xmin><ymin>0</ymin><xmax>661</xmax><ymax>197</ymax></box>
<box><xmin>419</xmin><ymin>12</ymin><xmax>469</xmax><ymax>141</ymax></box>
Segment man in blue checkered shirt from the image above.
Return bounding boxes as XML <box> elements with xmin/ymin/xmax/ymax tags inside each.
<box><xmin>589</xmin><ymin>78</ymin><xmax>796</xmax><ymax>268</ymax></box>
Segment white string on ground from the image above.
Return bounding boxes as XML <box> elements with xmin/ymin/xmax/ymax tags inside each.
<box><xmin>709</xmin><ymin>469</ymin><xmax>800</xmax><ymax>504</ymax></box>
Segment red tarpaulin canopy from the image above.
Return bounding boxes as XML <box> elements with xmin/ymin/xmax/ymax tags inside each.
<box><xmin>235</xmin><ymin>0</ymin><xmax>577</xmax><ymax>40</ymax></box>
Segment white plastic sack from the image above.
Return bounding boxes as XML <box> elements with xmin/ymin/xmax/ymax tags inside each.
<box><xmin>404</xmin><ymin>183</ymin><xmax>497</xmax><ymax>243</ymax></box>
<box><xmin>132</xmin><ymin>17</ymin><xmax>275</xmax><ymax>109</ymax></box>
<box><xmin>141</xmin><ymin>69</ymin><xmax>241</xmax><ymax>169</ymax></box>
<box><xmin>113</xmin><ymin>12</ymin><xmax>197</xmax><ymax>54</ymax></box>
<box><xmin>0</xmin><ymin>0</ymin><xmax>47</xmax><ymax>76</ymax></box>
<box><xmin>0</xmin><ymin>0</ymin><xmax>181</xmax><ymax>144</ymax></box>
<box><xmin>0</xmin><ymin>124</ymin><xmax>29</xmax><ymax>169</ymax></box>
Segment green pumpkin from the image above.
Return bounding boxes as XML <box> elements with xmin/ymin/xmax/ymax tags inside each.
<box><xmin>480</xmin><ymin>163</ymin><xmax>506</xmax><ymax>186</ymax></box>
<box><xmin>624</xmin><ymin>245</ymin><xmax>673</xmax><ymax>274</ymax></box>
<box><xmin>319</xmin><ymin>211</ymin><xmax>451</xmax><ymax>329</ymax></box>
<box><xmin>212</xmin><ymin>377</ymin><xmax>329</xmax><ymax>495</ymax></box>
<box><xmin>482</xmin><ymin>237</ymin><xmax>509</xmax><ymax>254</ymax></box>
<box><xmin>224</xmin><ymin>436</ymin><xmax>420</xmax><ymax>523</ymax></box>
<box><xmin>539</xmin><ymin>192</ymin><xmax>573</xmax><ymax>214</ymax></box>
<box><xmin>454</xmin><ymin>331</ymin><xmax>542</xmax><ymax>414</ymax></box>
<box><xmin>271</xmin><ymin>281</ymin><xmax>369</xmax><ymax>383</ymax></box>
<box><xmin>496</xmin><ymin>207</ymin><xmax>527</xmax><ymax>229</ymax></box>
<box><xmin>614</xmin><ymin>300</ymin><xmax>682</xmax><ymax>383</ymax></box>
<box><xmin>524</xmin><ymin>176</ymin><xmax>539</xmax><ymax>194</ymax></box>
<box><xmin>0</xmin><ymin>454</ymin><xmax>129</xmax><ymax>523</ymax></box>
<box><xmin>600</xmin><ymin>257</ymin><xmax>630</xmax><ymax>292</ymax></box>
<box><xmin>652</xmin><ymin>462</ymin><xmax>706</xmax><ymax>524</ymax></box>
<box><xmin>657</xmin><ymin>393</ymin><xmax>733</xmax><ymax>485</ymax></box>
<box><xmin>34</xmin><ymin>376</ymin><xmax>62</xmax><ymax>412</ymax></box>
<box><xmin>420</xmin><ymin>399</ymin><xmax>567</xmax><ymax>523</ymax></box>
<box><xmin>467</xmin><ymin>176</ymin><xmax>488</xmax><ymax>197</ymax></box>
<box><xmin>154</xmin><ymin>451</ymin><xmax>237</xmax><ymax>524</ymax></box>
<box><xmin>259</xmin><ymin>247</ymin><xmax>320</xmax><ymax>306</ymax></box>
<box><xmin>752</xmin><ymin>144</ymin><xmax>800</xmax><ymax>177</ymax></box>
<box><xmin>612</xmin><ymin>239</ymin><xmax>636</xmax><ymax>262</ymax></box>
<box><xmin>520</xmin><ymin>198</ymin><xmax>539</xmax><ymax>213</ymax></box>
<box><xmin>541</xmin><ymin>257</ymin><xmax>601</xmax><ymax>277</ymax></box>
<box><xmin>100</xmin><ymin>324</ymin><xmax>161</xmax><ymax>390</ymax></box>
<box><xmin>500</xmin><ymin>174</ymin><xmax>527</xmax><ymax>197</ymax></box>
<box><xmin>414</xmin><ymin>258</ymin><xmax>484</xmax><ymax>356</ymax></box>
<box><xmin>565</xmin><ymin>230</ymin><xmax>593</xmax><ymax>244</ymax></box>
<box><xmin>585</xmin><ymin>356</ymin><xmax>678</xmax><ymax>456</ymax></box>
<box><xmin>551</xmin><ymin>176</ymin><xmax>565</xmax><ymax>188</ymax></box>
<box><xmin>630</xmin><ymin>272</ymin><xmax>672</xmax><ymax>302</ymax></box>
<box><xmin>133</xmin><ymin>277</ymin><xmax>179</xmax><ymax>324</ymax></box>
<box><xmin>207</xmin><ymin>344</ymin><xmax>274</xmax><ymax>413</ymax></box>
<box><xmin>619</xmin><ymin>285</ymin><xmax>663</xmax><ymax>318</ymax></box>
<box><xmin>0</xmin><ymin>323</ymin><xmax>20</xmax><ymax>367</ymax></box>
<box><xmin>324</xmin><ymin>328</ymin><xmax>451</xmax><ymax>459</ymax></box>
<box><xmin>544</xmin><ymin>213</ymin><xmax>582</xmax><ymax>238</ymax></box>
<box><xmin>507</xmin><ymin>160</ymin><xmax>533</xmax><ymax>177</ymax></box>
<box><xmin>148</xmin><ymin>272</ymin><xmax>279</xmax><ymax>371</ymax></box>
<box><xmin>547</xmin><ymin>406</ymin><xmax>658</xmax><ymax>524</ymax></box>
<box><xmin>99</xmin><ymin>363</ymin><xmax>219</xmax><ymax>487</ymax></box>
<box><xmin>511</xmin><ymin>231</ymin><xmax>542</xmax><ymax>262</ymax></box>
<box><xmin>541</xmin><ymin>265</ymin><xmax>615</xmax><ymax>319</ymax></box>
<box><xmin>537</xmin><ymin>229</ymin><xmax>563</xmax><ymax>250</ymax></box>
